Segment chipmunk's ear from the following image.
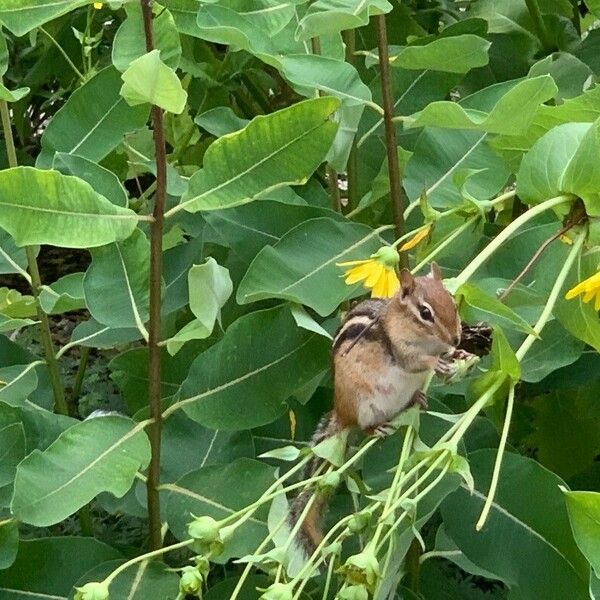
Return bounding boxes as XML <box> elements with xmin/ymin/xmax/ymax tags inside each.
<box><xmin>399</xmin><ymin>269</ymin><xmax>415</xmax><ymax>297</ymax></box>
<box><xmin>429</xmin><ymin>262</ymin><xmax>442</xmax><ymax>281</ymax></box>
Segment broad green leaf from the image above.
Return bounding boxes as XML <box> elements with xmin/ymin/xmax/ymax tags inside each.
<box><xmin>520</xmin><ymin>320</ymin><xmax>584</xmax><ymax>383</ymax></box>
<box><xmin>404</xmin><ymin>129</ymin><xmax>510</xmax><ymax>209</ymax></box>
<box><xmin>407</xmin><ymin>76</ymin><xmax>557</xmax><ymax>134</ymax></box>
<box><xmin>441</xmin><ymin>450</ymin><xmax>590</xmax><ymax>599</ymax></box>
<box><xmin>0</xmin><ymin>230</ymin><xmax>27</xmax><ymax>275</ymax></box>
<box><xmin>204</xmin><ymin>201</ymin><xmax>343</xmax><ymax>266</ymax></box>
<box><xmin>175</xmin><ymin>97</ymin><xmax>339</xmax><ymax>213</ymax></box>
<box><xmin>554</xmin><ymin>249</ymin><xmax>600</xmax><ymax>353</ymax></box>
<box><xmin>0</xmin><ymin>83</ymin><xmax>29</xmax><ymax>102</ymax></box>
<box><xmin>120</xmin><ymin>50</ymin><xmax>187</xmax><ymax>114</ymax></box>
<box><xmin>457</xmin><ymin>283</ymin><xmax>536</xmax><ymax>336</ymax></box>
<box><xmin>0</xmin><ymin>519</ymin><xmax>18</xmax><ymax>570</ymax></box>
<box><xmin>0</xmin><ymin>288</ymin><xmax>36</xmax><ymax>318</ymax></box>
<box><xmin>0</xmin><ymin>0</ymin><xmax>88</xmax><ymax>36</ymax></box>
<box><xmin>0</xmin><ymin>363</ymin><xmax>39</xmax><ymax>406</ymax></box>
<box><xmin>39</xmin><ymin>273</ymin><xmax>85</xmax><ymax>315</ymax></box>
<box><xmin>291</xmin><ymin>304</ymin><xmax>332</xmax><ymax>339</ymax></box>
<box><xmin>529</xmin><ymin>52</ymin><xmax>592</xmax><ymax>102</ymax></box>
<box><xmin>392</xmin><ymin>35</ymin><xmax>491</xmax><ymax>73</ymax></box>
<box><xmin>563</xmin><ymin>490</ymin><xmax>600</xmax><ymax>578</ymax></box>
<box><xmin>68</xmin><ymin>318</ymin><xmax>142</xmax><ymax>350</ymax></box>
<box><xmin>176</xmin><ymin>305</ymin><xmax>330</xmax><ymax>429</ymax></box>
<box><xmin>280</xmin><ymin>54</ymin><xmax>373</xmax><ymax>108</ymax></box>
<box><xmin>195</xmin><ymin>106</ymin><xmax>249</xmax><ymax>137</ymax></box>
<box><xmin>237</xmin><ymin>218</ymin><xmax>388</xmax><ymax>316</ymax></box>
<box><xmin>0</xmin><ymin>167</ymin><xmax>139</xmax><ymax>248</ymax></box>
<box><xmin>71</xmin><ymin>559</ymin><xmax>179</xmax><ymax>600</ymax></box>
<box><xmin>296</xmin><ymin>0</ymin><xmax>392</xmax><ymax>41</ymax></box>
<box><xmin>52</xmin><ymin>152</ymin><xmax>128</xmax><ymax>207</ymax></box>
<box><xmin>84</xmin><ymin>229</ymin><xmax>150</xmax><ymax>332</ymax></box>
<box><xmin>12</xmin><ymin>416</ymin><xmax>151</xmax><ymax>526</ymax></box>
<box><xmin>0</xmin><ymin>315</ymin><xmax>36</xmax><ymax>333</ymax></box>
<box><xmin>0</xmin><ymin>537</ymin><xmax>121</xmax><ymax>598</ymax></box>
<box><xmin>167</xmin><ymin>258</ymin><xmax>233</xmax><ymax>355</ymax></box>
<box><xmin>162</xmin><ymin>237</ymin><xmax>204</xmax><ymax>315</ymax></box>
<box><xmin>37</xmin><ymin>67</ymin><xmax>149</xmax><ymax>168</ymax></box>
<box><xmin>165</xmin><ymin>458</ymin><xmax>276</xmax><ymax>561</ymax></box>
<box><xmin>112</xmin><ymin>4</ymin><xmax>181</xmax><ymax>71</ymax></box>
<box><xmin>0</xmin><ymin>423</ymin><xmax>25</xmax><ymax>508</ymax></box>
<box><xmin>489</xmin><ymin>326</ymin><xmax>521</xmax><ymax>381</ymax></box>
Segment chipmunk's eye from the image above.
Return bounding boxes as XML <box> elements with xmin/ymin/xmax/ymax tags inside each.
<box><xmin>418</xmin><ymin>304</ymin><xmax>434</xmax><ymax>322</ymax></box>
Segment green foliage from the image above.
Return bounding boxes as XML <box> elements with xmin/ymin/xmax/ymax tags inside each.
<box><xmin>0</xmin><ymin>1</ymin><xmax>598</xmax><ymax>598</ymax></box>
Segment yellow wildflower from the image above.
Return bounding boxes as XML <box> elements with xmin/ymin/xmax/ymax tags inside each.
<box><xmin>337</xmin><ymin>246</ymin><xmax>400</xmax><ymax>299</ymax></box>
<box><xmin>565</xmin><ymin>270</ymin><xmax>600</xmax><ymax>311</ymax></box>
<box><xmin>93</xmin><ymin>2</ymin><xmax>103</xmax><ymax>9</ymax></box>
<box><xmin>559</xmin><ymin>234</ymin><xmax>573</xmax><ymax>245</ymax></box>
<box><xmin>399</xmin><ymin>225</ymin><xmax>431</xmax><ymax>252</ymax></box>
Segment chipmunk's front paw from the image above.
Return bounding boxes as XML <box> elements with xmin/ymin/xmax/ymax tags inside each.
<box><xmin>411</xmin><ymin>389</ymin><xmax>429</xmax><ymax>410</ymax></box>
<box><xmin>434</xmin><ymin>357</ymin><xmax>457</xmax><ymax>379</ymax></box>
<box><xmin>372</xmin><ymin>422</ymin><xmax>397</xmax><ymax>438</ymax></box>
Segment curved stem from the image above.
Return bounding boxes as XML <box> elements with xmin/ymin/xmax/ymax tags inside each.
<box><xmin>524</xmin><ymin>0</ymin><xmax>553</xmax><ymax>50</ymax></box>
<box><xmin>452</xmin><ymin>194</ymin><xmax>573</xmax><ymax>290</ymax></box>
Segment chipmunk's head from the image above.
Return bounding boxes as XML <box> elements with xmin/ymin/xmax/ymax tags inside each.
<box><xmin>389</xmin><ymin>263</ymin><xmax>461</xmax><ymax>355</ymax></box>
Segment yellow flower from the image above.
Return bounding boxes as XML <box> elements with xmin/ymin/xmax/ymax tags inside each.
<box><xmin>559</xmin><ymin>234</ymin><xmax>573</xmax><ymax>245</ymax></box>
<box><xmin>565</xmin><ymin>270</ymin><xmax>600</xmax><ymax>311</ymax></box>
<box><xmin>93</xmin><ymin>2</ymin><xmax>103</xmax><ymax>9</ymax></box>
<box><xmin>399</xmin><ymin>225</ymin><xmax>431</xmax><ymax>252</ymax></box>
<box><xmin>337</xmin><ymin>246</ymin><xmax>400</xmax><ymax>298</ymax></box>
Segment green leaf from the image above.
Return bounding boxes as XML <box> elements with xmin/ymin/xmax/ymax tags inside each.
<box><xmin>0</xmin><ymin>315</ymin><xmax>36</xmax><ymax>333</ymax></box>
<box><xmin>176</xmin><ymin>305</ymin><xmax>330</xmax><ymax>430</ymax></box>
<box><xmin>489</xmin><ymin>326</ymin><xmax>521</xmax><ymax>381</ymax></box>
<box><xmin>392</xmin><ymin>35</ymin><xmax>491</xmax><ymax>73</ymax></box>
<box><xmin>457</xmin><ymin>282</ymin><xmax>536</xmax><ymax>336</ymax></box>
<box><xmin>0</xmin><ymin>422</ymin><xmax>25</xmax><ymax>508</ymax></box>
<box><xmin>0</xmin><ymin>83</ymin><xmax>29</xmax><ymax>102</ymax></box>
<box><xmin>39</xmin><ymin>273</ymin><xmax>85</xmax><ymax>315</ymax></box>
<box><xmin>0</xmin><ymin>167</ymin><xmax>139</xmax><ymax>248</ymax></box>
<box><xmin>0</xmin><ymin>289</ymin><xmax>36</xmax><ymax>318</ymax></box>
<box><xmin>0</xmin><ymin>229</ymin><xmax>28</xmax><ymax>275</ymax></box>
<box><xmin>563</xmin><ymin>490</ymin><xmax>600</xmax><ymax>578</ymax></box>
<box><xmin>83</xmin><ymin>229</ymin><xmax>150</xmax><ymax>332</ymax></box>
<box><xmin>0</xmin><ymin>519</ymin><xmax>18</xmax><ymax>570</ymax></box>
<box><xmin>175</xmin><ymin>97</ymin><xmax>339</xmax><ymax>213</ymax></box>
<box><xmin>52</xmin><ymin>152</ymin><xmax>128</xmax><ymax>207</ymax></box>
<box><xmin>195</xmin><ymin>106</ymin><xmax>249</xmax><ymax>137</ymax></box>
<box><xmin>166</xmin><ymin>258</ymin><xmax>233</xmax><ymax>355</ymax></box>
<box><xmin>11</xmin><ymin>416</ymin><xmax>151</xmax><ymax>526</ymax></box>
<box><xmin>37</xmin><ymin>67</ymin><xmax>149</xmax><ymax>169</ymax></box>
<box><xmin>280</xmin><ymin>54</ymin><xmax>373</xmax><ymax>108</ymax></box>
<box><xmin>296</xmin><ymin>0</ymin><xmax>392</xmax><ymax>40</ymax></box>
<box><xmin>441</xmin><ymin>450</ymin><xmax>590</xmax><ymax>599</ymax></box>
<box><xmin>120</xmin><ymin>50</ymin><xmax>188</xmax><ymax>114</ymax></box>
<box><xmin>165</xmin><ymin>458</ymin><xmax>276</xmax><ymax>562</ymax></box>
<box><xmin>404</xmin><ymin>129</ymin><xmax>510</xmax><ymax>209</ymax></box>
<box><xmin>0</xmin><ymin>0</ymin><xmax>88</xmax><ymax>36</ymax></box>
<box><xmin>0</xmin><ymin>537</ymin><xmax>121</xmax><ymax>598</ymax></box>
<box><xmin>112</xmin><ymin>4</ymin><xmax>181</xmax><ymax>71</ymax></box>
<box><xmin>407</xmin><ymin>76</ymin><xmax>557</xmax><ymax>134</ymax></box>
<box><xmin>0</xmin><ymin>363</ymin><xmax>39</xmax><ymax>407</ymax></box>
<box><xmin>68</xmin><ymin>318</ymin><xmax>142</xmax><ymax>350</ymax></box>
<box><xmin>237</xmin><ymin>218</ymin><xmax>384</xmax><ymax>316</ymax></box>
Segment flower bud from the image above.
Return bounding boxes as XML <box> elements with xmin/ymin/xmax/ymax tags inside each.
<box><xmin>259</xmin><ymin>582</ymin><xmax>294</xmax><ymax>600</ymax></box>
<box><xmin>348</xmin><ymin>511</ymin><xmax>370</xmax><ymax>534</ymax></box>
<box><xmin>337</xmin><ymin>585</ymin><xmax>369</xmax><ymax>600</ymax></box>
<box><xmin>179</xmin><ymin>566</ymin><xmax>203</xmax><ymax>595</ymax></box>
<box><xmin>371</xmin><ymin>246</ymin><xmax>400</xmax><ymax>268</ymax></box>
<box><xmin>187</xmin><ymin>515</ymin><xmax>221</xmax><ymax>543</ymax></box>
<box><xmin>343</xmin><ymin>550</ymin><xmax>380</xmax><ymax>587</ymax></box>
<box><xmin>74</xmin><ymin>582</ymin><xmax>110</xmax><ymax>600</ymax></box>
<box><xmin>318</xmin><ymin>471</ymin><xmax>341</xmax><ymax>493</ymax></box>
<box><xmin>193</xmin><ymin>555</ymin><xmax>210</xmax><ymax>577</ymax></box>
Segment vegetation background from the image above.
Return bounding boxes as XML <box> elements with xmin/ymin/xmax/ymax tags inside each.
<box><xmin>0</xmin><ymin>0</ymin><xmax>598</xmax><ymax>598</ymax></box>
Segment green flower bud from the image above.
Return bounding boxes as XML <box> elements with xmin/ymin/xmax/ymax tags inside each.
<box><xmin>193</xmin><ymin>555</ymin><xmax>210</xmax><ymax>577</ymax></box>
<box><xmin>371</xmin><ymin>246</ymin><xmax>400</xmax><ymax>268</ymax></box>
<box><xmin>259</xmin><ymin>582</ymin><xmax>294</xmax><ymax>600</ymax></box>
<box><xmin>322</xmin><ymin>541</ymin><xmax>343</xmax><ymax>556</ymax></box>
<box><xmin>343</xmin><ymin>550</ymin><xmax>380</xmax><ymax>587</ymax></box>
<box><xmin>179</xmin><ymin>566</ymin><xmax>203</xmax><ymax>595</ymax></box>
<box><xmin>74</xmin><ymin>582</ymin><xmax>110</xmax><ymax>600</ymax></box>
<box><xmin>348</xmin><ymin>511</ymin><xmax>370</xmax><ymax>534</ymax></box>
<box><xmin>337</xmin><ymin>585</ymin><xmax>369</xmax><ymax>600</ymax></box>
<box><xmin>318</xmin><ymin>471</ymin><xmax>341</xmax><ymax>493</ymax></box>
<box><xmin>187</xmin><ymin>516</ymin><xmax>221</xmax><ymax>544</ymax></box>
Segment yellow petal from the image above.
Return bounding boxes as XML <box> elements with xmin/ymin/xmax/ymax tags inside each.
<box><xmin>364</xmin><ymin>263</ymin><xmax>385</xmax><ymax>288</ymax></box>
<box><xmin>371</xmin><ymin>272</ymin><xmax>388</xmax><ymax>297</ymax></box>
<box><xmin>595</xmin><ymin>292</ymin><xmax>600</xmax><ymax>312</ymax></box>
<box><xmin>565</xmin><ymin>282</ymin><xmax>586</xmax><ymax>299</ymax></box>
<box><xmin>386</xmin><ymin>270</ymin><xmax>400</xmax><ymax>297</ymax></box>
<box><xmin>344</xmin><ymin>263</ymin><xmax>375</xmax><ymax>285</ymax></box>
<box><xmin>93</xmin><ymin>2</ymin><xmax>103</xmax><ymax>8</ymax></box>
<box><xmin>582</xmin><ymin>289</ymin><xmax>596</xmax><ymax>304</ymax></box>
<box><xmin>399</xmin><ymin>225</ymin><xmax>431</xmax><ymax>252</ymax></box>
<box><xmin>337</xmin><ymin>259</ymin><xmax>370</xmax><ymax>268</ymax></box>
<box><xmin>559</xmin><ymin>234</ymin><xmax>573</xmax><ymax>245</ymax></box>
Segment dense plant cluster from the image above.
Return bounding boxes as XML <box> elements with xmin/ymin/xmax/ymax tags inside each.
<box><xmin>0</xmin><ymin>0</ymin><xmax>599</xmax><ymax>598</ymax></box>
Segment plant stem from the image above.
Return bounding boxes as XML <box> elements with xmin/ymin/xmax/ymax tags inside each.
<box><xmin>0</xmin><ymin>99</ymin><xmax>69</xmax><ymax>416</ymax></box>
<box><xmin>451</xmin><ymin>194</ymin><xmax>573</xmax><ymax>290</ymax></box>
<box><xmin>71</xmin><ymin>346</ymin><xmax>90</xmax><ymax>403</ymax></box>
<box><xmin>524</xmin><ymin>0</ymin><xmax>553</xmax><ymax>51</ymax></box>
<box><xmin>78</xmin><ymin>504</ymin><xmax>94</xmax><ymax>536</ymax></box>
<box><xmin>344</xmin><ymin>28</ymin><xmax>359</xmax><ymax>211</ymax></box>
<box><xmin>140</xmin><ymin>0</ymin><xmax>166</xmax><ymax>552</ymax></box>
<box><xmin>375</xmin><ymin>14</ymin><xmax>407</xmax><ymax>264</ymax></box>
<box><xmin>327</xmin><ymin>166</ymin><xmax>342</xmax><ymax>212</ymax></box>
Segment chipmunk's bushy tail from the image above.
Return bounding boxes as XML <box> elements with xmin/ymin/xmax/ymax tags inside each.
<box><xmin>288</xmin><ymin>410</ymin><xmax>344</xmax><ymax>556</ymax></box>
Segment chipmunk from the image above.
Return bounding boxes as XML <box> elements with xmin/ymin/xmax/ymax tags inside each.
<box><xmin>289</xmin><ymin>263</ymin><xmax>488</xmax><ymax>555</ymax></box>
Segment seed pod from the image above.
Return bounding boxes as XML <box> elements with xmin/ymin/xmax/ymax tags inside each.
<box><xmin>74</xmin><ymin>582</ymin><xmax>110</xmax><ymax>600</ymax></box>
